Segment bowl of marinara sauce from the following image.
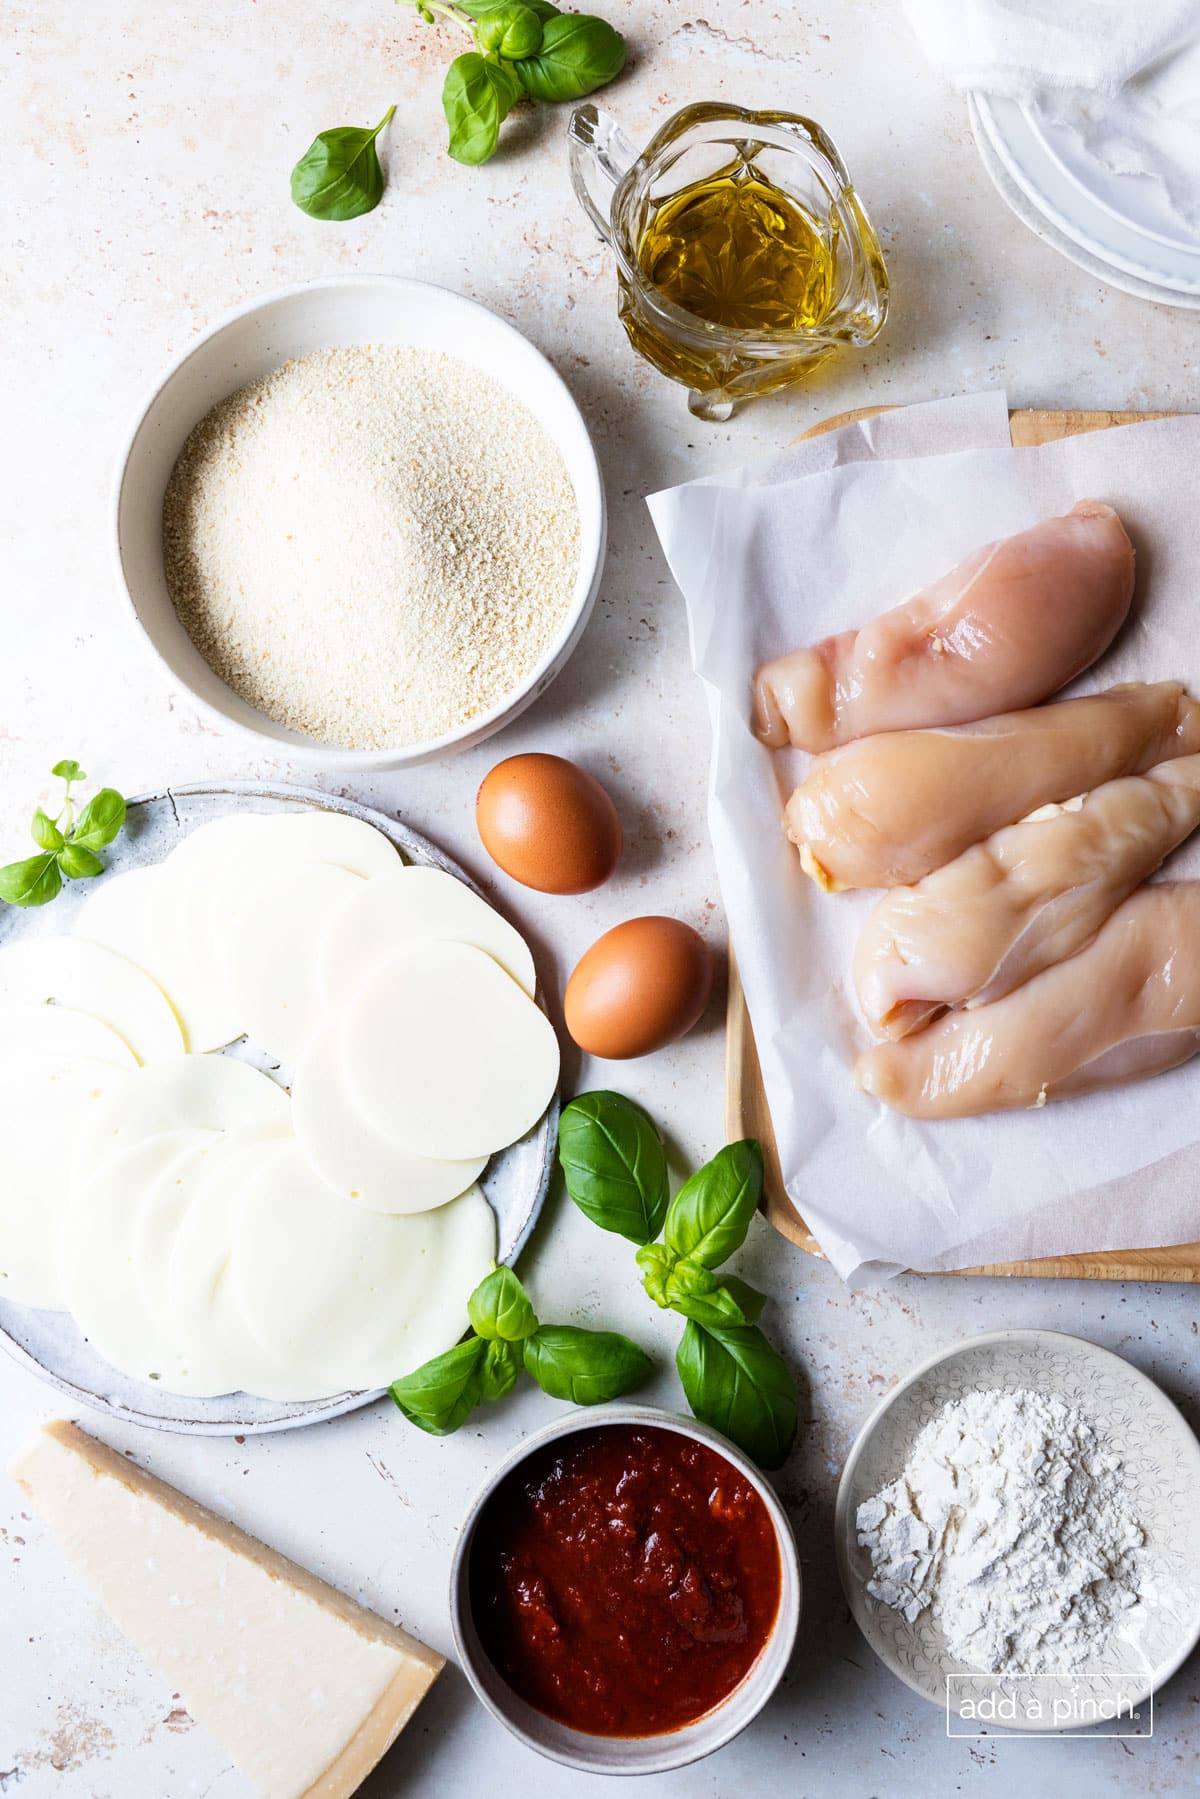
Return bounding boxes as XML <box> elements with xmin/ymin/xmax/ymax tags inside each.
<box><xmin>449</xmin><ymin>1405</ymin><xmax>801</xmax><ymax>1774</ymax></box>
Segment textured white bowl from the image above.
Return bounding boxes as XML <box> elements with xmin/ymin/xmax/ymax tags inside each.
<box><xmin>450</xmin><ymin>1404</ymin><xmax>801</xmax><ymax>1775</ymax></box>
<box><xmin>113</xmin><ymin>276</ymin><xmax>606</xmax><ymax>770</ymax></box>
<box><xmin>836</xmin><ymin>1329</ymin><xmax>1200</xmax><ymax>1732</ymax></box>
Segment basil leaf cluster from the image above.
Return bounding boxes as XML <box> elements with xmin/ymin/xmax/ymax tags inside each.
<box><xmin>0</xmin><ymin>761</ymin><xmax>127</xmax><ymax>910</ymax></box>
<box><xmin>409</xmin><ymin>1</ymin><xmax>626</xmax><ymax>167</ymax></box>
<box><xmin>389</xmin><ymin>1263</ymin><xmax>650</xmax><ymax>1436</ymax></box>
<box><xmin>290</xmin><ymin>107</ymin><xmax>396</xmax><ymax>221</ymax></box>
<box><xmin>559</xmin><ymin>1096</ymin><xmax>799</xmax><ymax>1470</ymax></box>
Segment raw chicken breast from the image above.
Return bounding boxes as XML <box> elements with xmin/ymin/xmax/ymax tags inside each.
<box><xmin>787</xmin><ymin>682</ymin><xmax>1200</xmax><ymax>891</ymax></box>
<box><xmin>855</xmin><ymin>755</ymin><xmax>1200</xmax><ymax>1038</ymax></box>
<box><xmin>754</xmin><ymin>501</ymin><xmax>1134</xmax><ymax>751</ymax></box>
<box><xmin>856</xmin><ymin>884</ymin><xmax>1200</xmax><ymax>1118</ymax></box>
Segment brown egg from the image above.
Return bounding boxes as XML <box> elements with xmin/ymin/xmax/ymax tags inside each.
<box><xmin>476</xmin><ymin>754</ymin><xmax>623</xmax><ymax>895</ymax></box>
<box><xmin>564</xmin><ymin>917</ymin><xmax>715</xmax><ymax>1059</ymax></box>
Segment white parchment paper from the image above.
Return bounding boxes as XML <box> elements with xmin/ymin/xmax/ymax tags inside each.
<box><xmin>649</xmin><ymin>395</ymin><xmax>1200</xmax><ymax>1283</ymax></box>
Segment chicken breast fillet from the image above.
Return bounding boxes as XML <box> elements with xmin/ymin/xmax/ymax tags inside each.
<box><xmin>856</xmin><ymin>884</ymin><xmax>1200</xmax><ymax>1118</ymax></box>
<box><xmin>787</xmin><ymin>682</ymin><xmax>1200</xmax><ymax>892</ymax></box>
<box><xmin>855</xmin><ymin>754</ymin><xmax>1200</xmax><ymax>1039</ymax></box>
<box><xmin>754</xmin><ymin>501</ymin><xmax>1135</xmax><ymax>752</ymax></box>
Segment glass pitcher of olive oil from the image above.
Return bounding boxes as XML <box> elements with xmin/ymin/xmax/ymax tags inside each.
<box><xmin>568</xmin><ymin>101</ymin><xmax>889</xmax><ymax>420</ymax></box>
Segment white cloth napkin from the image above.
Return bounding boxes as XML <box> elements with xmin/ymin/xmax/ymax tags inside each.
<box><xmin>904</xmin><ymin>0</ymin><xmax>1200</xmax><ymax>233</ymax></box>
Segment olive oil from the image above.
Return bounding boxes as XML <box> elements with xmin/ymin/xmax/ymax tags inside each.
<box><xmin>636</xmin><ymin>170</ymin><xmax>836</xmax><ymax>334</ymax></box>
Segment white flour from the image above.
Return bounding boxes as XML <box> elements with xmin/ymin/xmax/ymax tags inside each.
<box><xmin>856</xmin><ymin>1387</ymin><xmax>1146</xmax><ymax>1674</ymax></box>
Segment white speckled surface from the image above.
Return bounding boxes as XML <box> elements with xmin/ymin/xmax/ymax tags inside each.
<box><xmin>2</xmin><ymin>2</ymin><xmax>1199</xmax><ymax>1793</ymax></box>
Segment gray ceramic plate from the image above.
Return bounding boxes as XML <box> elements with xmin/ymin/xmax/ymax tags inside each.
<box><xmin>0</xmin><ymin>781</ymin><xmax>557</xmax><ymax>1436</ymax></box>
<box><xmin>835</xmin><ymin>1330</ymin><xmax>1200</xmax><ymax>1731</ymax></box>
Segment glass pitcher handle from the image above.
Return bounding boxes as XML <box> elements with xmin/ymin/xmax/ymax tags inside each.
<box><xmin>568</xmin><ymin>104</ymin><xmax>638</xmax><ymax>245</ymax></box>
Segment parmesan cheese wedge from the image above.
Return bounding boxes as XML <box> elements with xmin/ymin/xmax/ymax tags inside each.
<box><xmin>13</xmin><ymin>1420</ymin><xmax>444</xmax><ymax>1799</ymax></box>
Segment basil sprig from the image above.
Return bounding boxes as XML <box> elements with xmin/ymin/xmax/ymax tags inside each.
<box><xmin>290</xmin><ymin>106</ymin><xmax>396</xmax><ymax>221</ymax></box>
<box><xmin>389</xmin><ymin>1263</ymin><xmax>649</xmax><ymax>1436</ymax></box>
<box><xmin>558</xmin><ymin>1098</ymin><xmax>798</xmax><ymax>1469</ymax></box>
<box><xmin>0</xmin><ymin>761</ymin><xmax>127</xmax><ymax>910</ymax></box>
<box><xmin>403</xmin><ymin>0</ymin><xmax>626</xmax><ymax>166</ymax></box>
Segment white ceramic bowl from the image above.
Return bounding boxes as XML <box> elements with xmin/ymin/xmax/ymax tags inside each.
<box><xmin>449</xmin><ymin>1404</ymin><xmax>801</xmax><ymax>1775</ymax></box>
<box><xmin>113</xmin><ymin>276</ymin><xmax>606</xmax><ymax>770</ymax></box>
<box><xmin>836</xmin><ymin>1329</ymin><xmax>1200</xmax><ymax>1732</ymax></box>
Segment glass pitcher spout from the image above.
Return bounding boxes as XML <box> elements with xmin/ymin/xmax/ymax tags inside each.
<box><xmin>568</xmin><ymin>105</ymin><xmax>639</xmax><ymax>246</ymax></box>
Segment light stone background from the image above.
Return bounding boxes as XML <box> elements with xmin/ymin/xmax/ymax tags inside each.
<box><xmin>3</xmin><ymin>2</ymin><xmax>1200</xmax><ymax>1794</ymax></box>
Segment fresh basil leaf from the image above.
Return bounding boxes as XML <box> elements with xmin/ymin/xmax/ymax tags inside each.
<box><xmin>480</xmin><ymin>1337</ymin><xmax>522</xmax><ymax>1402</ymax></box>
<box><xmin>443</xmin><ymin>53</ymin><xmax>521</xmax><ymax>166</ymax></box>
<box><xmin>676</xmin><ymin>1321</ymin><xmax>797</xmax><ymax>1470</ymax></box>
<box><xmin>467</xmin><ymin>1266</ymin><xmax>538</xmax><ymax>1342</ymax></box>
<box><xmin>0</xmin><ymin>854</ymin><xmax>62</xmax><ymax>908</ymax></box>
<box><xmin>635</xmin><ymin>1240</ymin><xmax>673</xmax><ymax>1309</ymax></box>
<box><xmin>31</xmin><ymin>808</ymin><xmax>64</xmax><ymax>853</ymax></box>
<box><xmin>50</xmin><ymin>760</ymin><xmax>85</xmax><ymax>783</ymax></box>
<box><xmin>70</xmin><ymin>788</ymin><xmax>127</xmax><ymax>852</ymax></box>
<box><xmin>663</xmin><ymin>1139</ymin><xmax>763</xmax><ymax>1270</ymax></box>
<box><xmin>558</xmin><ymin>1091</ymin><xmax>669</xmax><ymax>1244</ymax></box>
<box><xmin>523</xmin><ymin>1325</ymin><xmax>650</xmax><ymax>1405</ymax></box>
<box><xmin>667</xmin><ymin>1262</ymin><xmax>766</xmax><ymax>1329</ymax></box>
<box><xmin>476</xmin><ymin>2</ymin><xmax>543</xmax><ymax>59</ymax></box>
<box><xmin>513</xmin><ymin>14</ymin><xmax>625</xmax><ymax>104</ymax></box>
<box><xmin>57</xmin><ymin>842</ymin><xmax>106</xmax><ymax>879</ymax></box>
<box><xmin>290</xmin><ymin>106</ymin><xmax>396</xmax><ymax>221</ymax></box>
<box><xmin>389</xmin><ymin>1336</ymin><xmax>486</xmax><ymax>1435</ymax></box>
<box><xmin>459</xmin><ymin>0</ymin><xmax>559</xmax><ymax>18</ymax></box>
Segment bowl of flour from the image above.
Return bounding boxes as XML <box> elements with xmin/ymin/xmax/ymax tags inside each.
<box><xmin>114</xmin><ymin>276</ymin><xmax>605</xmax><ymax>768</ymax></box>
<box><xmin>835</xmin><ymin>1329</ymin><xmax>1200</xmax><ymax>1731</ymax></box>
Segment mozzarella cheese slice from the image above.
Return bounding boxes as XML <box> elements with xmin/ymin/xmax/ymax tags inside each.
<box><xmin>77</xmin><ymin>1055</ymin><xmax>291</xmax><ymax>1170</ymax></box>
<box><xmin>75</xmin><ymin>865</ymin><xmax>241</xmax><ymax>1053</ymax></box>
<box><xmin>341</xmin><ymin>941</ymin><xmax>559</xmax><ymax>1160</ymax></box>
<box><xmin>318</xmin><ymin>865</ymin><xmax>536</xmax><ymax>1003</ymax></box>
<box><xmin>0</xmin><ymin>1002</ymin><xmax>137</xmax><ymax>1069</ymax></box>
<box><xmin>0</xmin><ymin>937</ymin><xmax>185</xmax><ymax>1065</ymax></box>
<box><xmin>234</xmin><ymin>1143</ymin><xmax>496</xmax><ymax>1393</ymax></box>
<box><xmin>58</xmin><ymin>1128</ymin><xmax>218</xmax><ymax>1391</ymax></box>
<box><xmin>0</xmin><ymin>1058</ymin><xmax>131</xmax><ymax>1309</ymax></box>
<box><xmin>162</xmin><ymin>1135</ymin><xmax>328</xmax><ymax>1400</ymax></box>
<box><xmin>225</xmin><ymin>863</ymin><xmax>365</xmax><ymax>1064</ymax></box>
<box><xmin>13</xmin><ymin>1420</ymin><xmax>444</xmax><ymax>1799</ymax></box>
<box><xmin>292</xmin><ymin>1028</ymin><xmax>486</xmax><ymax>1215</ymax></box>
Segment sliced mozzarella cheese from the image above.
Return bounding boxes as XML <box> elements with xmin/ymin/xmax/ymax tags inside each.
<box><xmin>0</xmin><ymin>938</ymin><xmax>185</xmax><ymax>1065</ymax></box>
<box><xmin>77</xmin><ymin>1055</ymin><xmax>291</xmax><ymax>1171</ymax></box>
<box><xmin>318</xmin><ymin>865</ymin><xmax>536</xmax><ymax>1003</ymax></box>
<box><xmin>159</xmin><ymin>1135</ymin><xmax>323</xmax><ymax>1400</ymax></box>
<box><xmin>59</xmin><ymin>1128</ymin><xmax>218</xmax><ymax>1390</ymax></box>
<box><xmin>161</xmin><ymin>811</ymin><xmax>402</xmax><ymax>1048</ymax></box>
<box><xmin>234</xmin><ymin>1143</ymin><xmax>495</xmax><ymax>1393</ymax></box>
<box><xmin>341</xmin><ymin>942</ymin><xmax>559</xmax><ymax>1160</ymax></box>
<box><xmin>225</xmin><ymin>863</ymin><xmax>365</xmax><ymax>1064</ymax></box>
<box><xmin>75</xmin><ymin>866</ymin><xmax>241</xmax><ymax>1053</ymax></box>
<box><xmin>0</xmin><ymin>1002</ymin><xmax>137</xmax><ymax>1070</ymax></box>
<box><xmin>292</xmin><ymin>1028</ymin><xmax>486</xmax><ymax>1215</ymax></box>
<box><xmin>0</xmin><ymin>1058</ymin><xmax>131</xmax><ymax>1309</ymax></box>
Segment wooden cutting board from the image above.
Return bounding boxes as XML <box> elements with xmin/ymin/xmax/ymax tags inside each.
<box><xmin>726</xmin><ymin>404</ymin><xmax>1200</xmax><ymax>1282</ymax></box>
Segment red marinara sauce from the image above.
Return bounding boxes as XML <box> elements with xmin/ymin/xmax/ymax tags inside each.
<box><xmin>468</xmin><ymin>1423</ymin><xmax>782</xmax><ymax>1737</ymax></box>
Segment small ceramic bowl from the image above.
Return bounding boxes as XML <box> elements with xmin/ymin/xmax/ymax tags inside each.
<box><xmin>836</xmin><ymin>1329</ymin><xmax>1200</xmax><ymax>1732</ymax></box>
<box><xmin>449</xmin><ymin>1404</ymin><xmax>801</xmax><ymax>1775</ymax></box>
<box><xmin>113</xmin><ymin>275</ymin><xmax>606</xmax><ymax>770</ymax></box>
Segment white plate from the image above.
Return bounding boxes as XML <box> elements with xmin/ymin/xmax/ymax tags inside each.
<box><xmin>835</xmin><ymin>1330</ymin><xmax>1200</xmax><ymax>1729</ymax></box>
<box><xmin>972</xmin><ymin>94</ymin><xmax>1200</xmax><ymax>308</ymax></box>
<box><xmin>0</xmin><ymin>782</ymin><xmax>558</xmax><ymax>1436</ymax></box>
<box><xmin>114</xmin><ymin>276</ymin><xmax>607</xmax><ymax>770</ymax></box>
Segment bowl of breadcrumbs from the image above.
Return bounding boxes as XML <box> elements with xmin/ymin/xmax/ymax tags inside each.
<box><xmin>114</xmin><ymin>275</ymin><xmax>606</xmax><ymax>768</ymax></box>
